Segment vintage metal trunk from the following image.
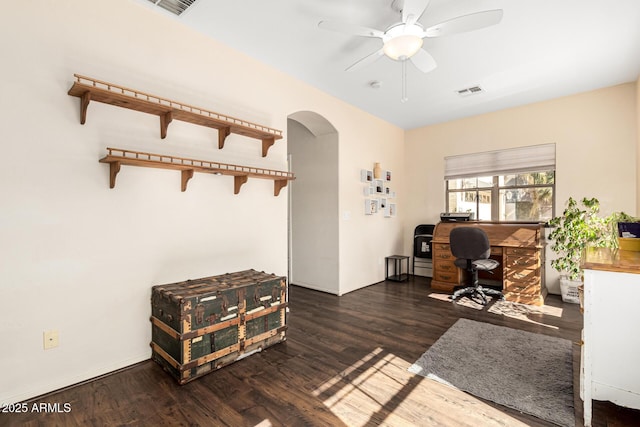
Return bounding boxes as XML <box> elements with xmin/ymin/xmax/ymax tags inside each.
<box><xmin>150</xmin><ymin>269</ymin><xmax>287</xmax><ymax>384</ymax></box>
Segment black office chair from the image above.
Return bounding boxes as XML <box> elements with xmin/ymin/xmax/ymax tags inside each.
<box><xmin>449</xmin><ymin>227</ymin><xmax>504</xmax><ymax>305</ymax></box>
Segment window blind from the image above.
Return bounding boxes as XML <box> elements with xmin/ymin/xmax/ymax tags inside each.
<box><xmin>444</xmin><ymin>143</ymin><xmax>556</xmax><ymax>180</ymax></box>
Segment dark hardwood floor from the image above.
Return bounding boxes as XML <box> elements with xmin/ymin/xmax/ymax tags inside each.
<box><xmin>4</xmin><ymin>276</ymin><xmax>640</xmax><ymax>426</ymax></box>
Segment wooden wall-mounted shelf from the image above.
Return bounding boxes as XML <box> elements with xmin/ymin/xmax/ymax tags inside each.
<box><xmin>68</xmin><ymin>74</ymin><xmax>283</xmax><ymax>157</ymax></box>
<box><xmin>99</xmin><ymin>148</ymin><xmax>294</xmax><ymax>196</ymax></box>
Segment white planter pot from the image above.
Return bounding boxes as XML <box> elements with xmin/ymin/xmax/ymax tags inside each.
<box><xmin>560</xmin><ymin>277</ymin><xmax>581</xmax><ymax>304</ymax></box>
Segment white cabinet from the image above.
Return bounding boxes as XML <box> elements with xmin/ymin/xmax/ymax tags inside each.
<box><xmin>581</xmin><ymin>248</ymin><xmax>640</xmax><ymax>426</ymax></box>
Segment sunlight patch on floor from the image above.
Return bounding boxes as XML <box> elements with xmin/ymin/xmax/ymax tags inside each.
<box><xmin>313</xmin><ymin>347</ymin><xmax>409</xmax><ymax>426</ymax></box>
<box><xmin>428</xmin><ymin>292</ymin><xmax>563</xmax><ymax>329</ymax></box>
<box><xmin>313</xmin><ymin>347</ymin><xmax>531</xmax><ymax>427</ymax></box>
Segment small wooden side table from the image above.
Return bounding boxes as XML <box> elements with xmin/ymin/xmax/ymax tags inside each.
<box><xmin>386</xmin><ymin>255</ymin><xmax>409</xmax><ymax>282</ymax></box>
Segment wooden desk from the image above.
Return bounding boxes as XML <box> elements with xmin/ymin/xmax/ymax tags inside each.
<box><xmin>581</xmin><ymin>247</ymin><xmax>640</xmax><ymax>426</ymax></box>
<box><xmin>431</xmin><ymin>221</ymin><xmax>546</xmax><ymax>306</ymax></box>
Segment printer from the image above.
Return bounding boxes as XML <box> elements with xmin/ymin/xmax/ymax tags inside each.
<box><xmin>440</xmin><ymin>212</ymin><xmax>474</xmax><ymax>222</ymax></box>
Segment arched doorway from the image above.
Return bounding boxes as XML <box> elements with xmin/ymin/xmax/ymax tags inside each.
<box><xmin>287</xmin><ymin>111</ymin><xmax>339</xmax><ymax>294</ymax></box>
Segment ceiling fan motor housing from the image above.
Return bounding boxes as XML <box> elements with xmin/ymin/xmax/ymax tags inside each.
<box><xmin>382</xmin><ymin>23</ymin><xmax>425</xmax><ymax>60</ymax></box>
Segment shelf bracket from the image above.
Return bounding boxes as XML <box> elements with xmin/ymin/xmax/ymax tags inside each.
<box><xmin>181</xmin><ymin>169</ymin><xmax>194</xmax><ymax>192</ymax></box>
<box><xmin>80</xmin><ymin>91</ymin><xmax>91</xmax><ymax>124</ymax></box>
<box><xmin>234</xmin><ymin>175</ymin><xmax>248</xmax><ymax>194</ymax></box>
<box><xmin>274</xmin><ymin>179</ymin><xmax>288</xmax><ymax>197</ymax></box>
<box><xmin>160</xmin><ymin>111</ymin><xmax>173</xmax><ymax>139</ymax></box>
<box><xmin>218</xmin><ymin>127</ymin><xmax>231</xmax><ymax>150</ymax></box>
<box><xmin>262</xmin><ymin>137</ymin><xmax>275</xmax><ymax>158</ymax></box>
<box><xmin>109</xmin><ymin>161</ymin><xmax>121</xmax><ymax>189</ymax></box>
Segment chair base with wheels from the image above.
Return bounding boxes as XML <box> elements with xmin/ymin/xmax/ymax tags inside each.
<box><xmin>451</xmin><ymin>283</ymin><xmax>504</xmax><ymax>305</ymax></box>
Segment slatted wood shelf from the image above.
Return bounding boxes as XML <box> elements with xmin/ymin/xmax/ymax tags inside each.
<box><xmin>68</xmin><ymin>74</ymin><xmax>283</xmax><ymax>157</ymax></box>
<box><xmin>99</xmin><ymin>148</ymin><xmax>294</xmax><ymax>196</ymax></box>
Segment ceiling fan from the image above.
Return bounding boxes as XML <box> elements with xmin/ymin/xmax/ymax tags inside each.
<box><xmin>318</xmin><ymin>0</ymin><xmax>503</xmax><ymax>101</ymax></box>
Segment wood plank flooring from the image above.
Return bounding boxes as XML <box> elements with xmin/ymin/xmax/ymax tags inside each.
<box><xmin>4</xmin><ymin>276</ymin><xmax>640</xmax><ymax>426</ymax></box>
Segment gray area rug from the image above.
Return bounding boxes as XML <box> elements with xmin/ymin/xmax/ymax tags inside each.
<box><xmin>408</xmin><ymin>318</ymin><xmax>574</xmax><ymax>427</ymax></box>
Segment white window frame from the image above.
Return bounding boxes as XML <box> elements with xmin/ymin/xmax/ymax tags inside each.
<box><xmin>444</xmin><ymin>144</ymin><xmax>556</xmax><ymax>222</ymax></box>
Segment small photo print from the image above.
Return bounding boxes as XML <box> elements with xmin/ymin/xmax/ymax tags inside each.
<box><xmin>365</xmin><ymin>198</ymin><xmax>378</xmax><ymax>215</ymax></box>
<box><xmin>380</xmin><ymin>198</ymin><xmax>387</xmax><ymax>209</ymax></box>
<box><xmin>374</xmin><ymin>179</ymin><xmax>384</xmax><ymax>194</ymax></box>
<box><xmin>385</xmin><ymin>170</ymin><xmax>392</xmax><ymax>181</ymax></box>
<box><xmin>385</xmin><ymin>203</ymin><xmax>397</xmax><ymax>217</ymax></box>
<box><xmin>360</xmin><ymin>169</ymin><xmax>373</xmax><ymax>182</ymax></box>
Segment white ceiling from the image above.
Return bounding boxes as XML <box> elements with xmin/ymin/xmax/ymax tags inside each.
<box><xmin>136</xmin><ymin>0</ymin><xmax>640</xmax><ymax>130</ymax></box>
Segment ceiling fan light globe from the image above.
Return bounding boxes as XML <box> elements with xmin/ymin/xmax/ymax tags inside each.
<box><xmin>383</xmin><ymin>35</ymin><xmax>424</xmax><ymax>60</ymax></box>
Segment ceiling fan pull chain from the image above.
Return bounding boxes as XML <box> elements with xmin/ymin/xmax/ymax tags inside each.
<box><xmin>401</xmin><ymin>59</ymin><xmax>408</xmax><ymax>103</ymax></box>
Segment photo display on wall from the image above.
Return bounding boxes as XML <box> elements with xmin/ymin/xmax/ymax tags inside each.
<box><xmin>360</xmin><ymin>167</ymin><xmax>396</xmax><ymax>217</ymax></box>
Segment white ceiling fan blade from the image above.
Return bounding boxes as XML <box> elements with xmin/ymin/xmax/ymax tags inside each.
<box><xmin>318</xmin><ymin>20</ymin><xmax>384</xmax><ymax>38</ymax></box>
<box><xmin>345</xmin><ymin>48</ymin><xmax>385</xmax><ymax>72</ymax></box>
<box><xmin>424</xmin><ymin>9</ymin><xmax>503</xmax><ymax>38</ymax></box>
<box><xmin>402</xmin><ymin>0</ymin><xmax>431</xmax><ymax>26</ymax></box>
<box><xmin>410</xmin><ymin>48</ymin><xmax>437</xmax><ymax>73</ymax></box>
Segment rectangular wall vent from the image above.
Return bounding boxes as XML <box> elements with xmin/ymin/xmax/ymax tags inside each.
<box><xmin>457</xmin><ymin>86</ymin><xmax>484</xmax><ymax>97</ymax></box>
<box><xmin>147</xmin><ymin>0</ymin><xmax>197</xmax><ymax>16</ymax></box>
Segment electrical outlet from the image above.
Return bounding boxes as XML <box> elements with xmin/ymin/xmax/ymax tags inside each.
<box><xmin>43</xmin><ymin>330</ymin><xmax>59</xmax><ymax>350</ymax></box>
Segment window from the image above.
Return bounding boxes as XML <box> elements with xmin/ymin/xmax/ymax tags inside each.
<box><xmin>445</xmin><ymin>144</ymin><xmax>555</xmax><ymax>222</ymax></box>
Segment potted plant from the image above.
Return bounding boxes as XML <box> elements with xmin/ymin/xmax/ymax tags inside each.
<box><xmin>548</xmin><ymin>197</ymin><xmax>613</xmax><ymax>303</ymax></box>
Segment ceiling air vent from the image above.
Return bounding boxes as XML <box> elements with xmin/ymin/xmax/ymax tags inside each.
<box><xmin>456</xmin><ymin>86</ymin><xmax>484</xmax><ymax>97</ymax></box>
<box><xmin>147</xmin><ymin>0</ymin><xmax>197</xmax><ymax>16</ymax></box>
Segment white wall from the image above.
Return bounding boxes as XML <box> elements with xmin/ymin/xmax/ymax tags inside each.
<box><xmin>288</xmin><ymin>118</ymin><xmax>339</xmax><ymax>294</ymax></box>
<box><xmin>404</xmin><ymin>83</ymin><xmax>638</xmax><ymax>294</ymax></box>
<box><xmin>0</xmin><ymin>0</ymin><xmax>404</xmax><ymax>403</ymax></box>
<box><xmin>637</xmin><ymin>76</ymin><xmax>640</xmax><ymax>214</ymax></box>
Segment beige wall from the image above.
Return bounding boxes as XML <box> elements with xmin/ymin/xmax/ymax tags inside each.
<box><xmin>339</xmin><ymin>120</ymin><xmax>406</xmax><ymax>295</ymax></box>
<box><xmin>404</xmin><ymin>83</ymin><xmax>638</xmax><ymax>294</ymax></box>
<box><xmin>0</xmin><ymin>0</ymin><xmax>404</xmax><ymax>403</ymax></box>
